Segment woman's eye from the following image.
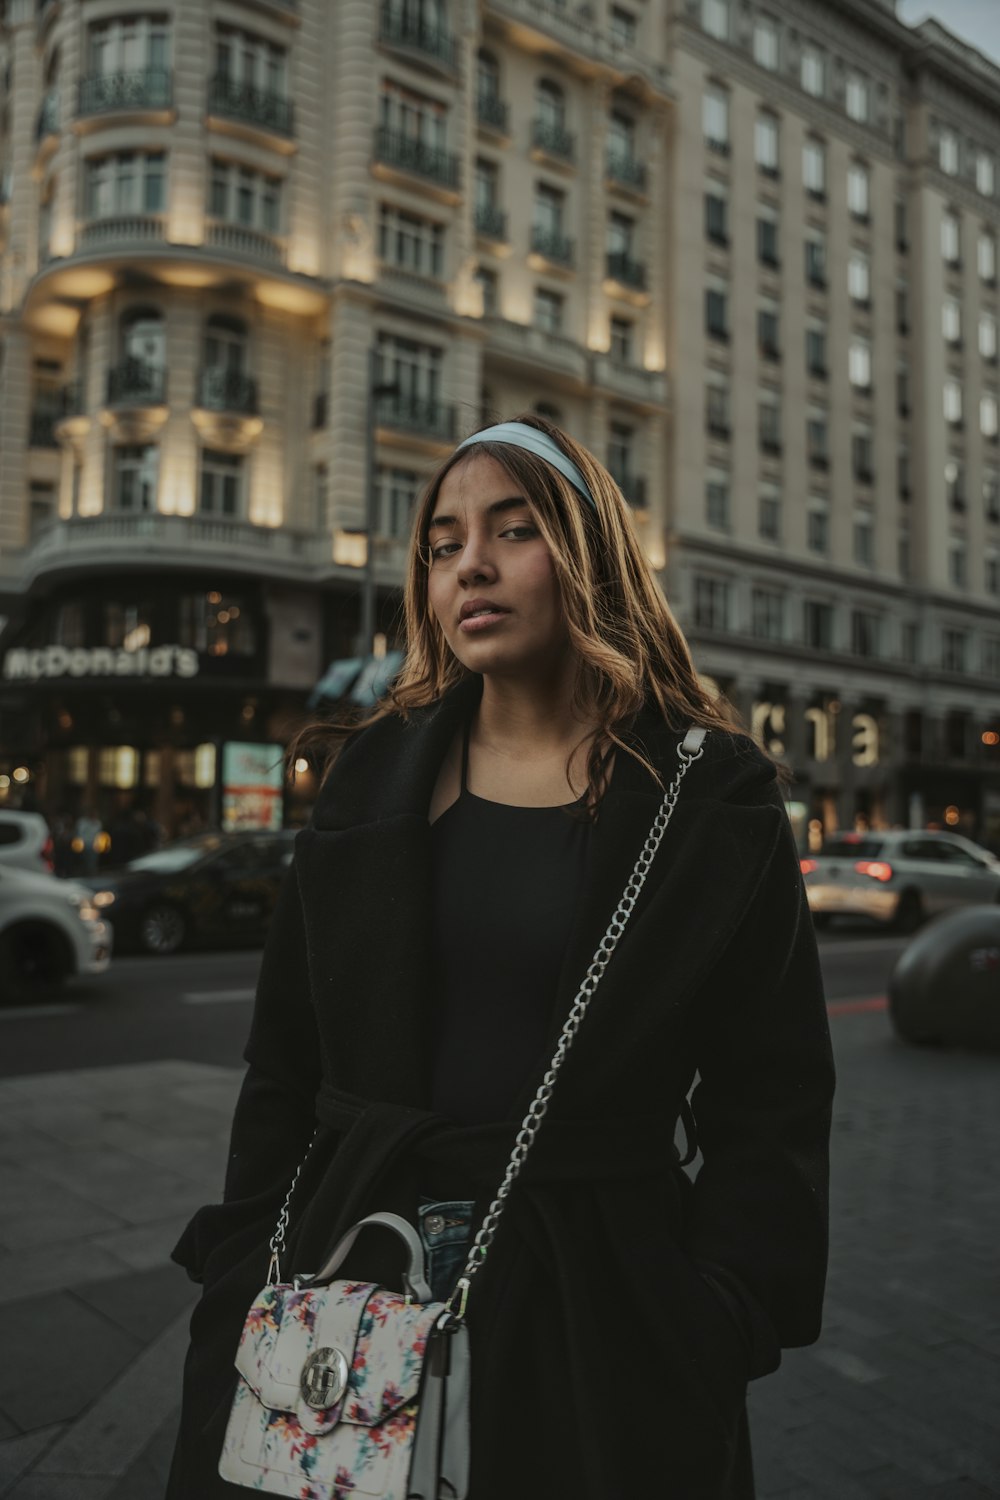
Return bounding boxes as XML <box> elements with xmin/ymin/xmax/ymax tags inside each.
<box><xmin>431</xmin><ymin>539</ymin><xmax>461</xmax><ymax>558</ymax></box>
<box><xmin>501</xmin><ymin>524</ymin><xmax>537</xmax><ymax>540</ymax></box>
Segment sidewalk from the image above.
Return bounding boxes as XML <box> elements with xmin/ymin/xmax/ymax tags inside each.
<box><xmin>0</xmin><ymin>1060</ymin><xmax>242</xmax><ymax>1500</ymax></box>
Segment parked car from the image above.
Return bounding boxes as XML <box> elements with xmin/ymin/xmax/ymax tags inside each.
<box><xmin>801</xmin><ymin>830</ymin><xmax>1000</xmax><ymax>932</ymax></box>
<box><xmin>0</xmin><ymin>864</ymin><xmax>112</xmax><ymax>1004</ymax></box>
<box><xmin>0</xmin><ymin>811</ymin><xmax>54</xmax><ymax>875</ymax></box>
<box><xmin>889</xmin><ymin>905</ymin><xmax>1000</xmax><ymax>1048</ymax></box>
<box><xmin>81</xmin><ymin>829</ymin><xmax>297</xmax><ymax>955</ymax></box>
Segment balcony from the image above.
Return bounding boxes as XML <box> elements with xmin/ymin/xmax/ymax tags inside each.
<box><xmin>375</xmin><ymin>392</ymin><xmax>457</xmax><ymax>445</ymax></box>
<box><xmin>207</xmin><ymin>75</ymin><xmax>294</xmax><ymax>140</ymax></box>
<box><xmin>606</xmin><ymin>154</ymin><xmax>647</xmax><ymax>194</ymax></box>
<box><xmin>531</xmin><ymin>117</ymin><xmax>575</xmax><ymax>164</ymax></box>
<box><xmin>477</xmin><ymin>92</ymin><xmax>510</xmax><ymax>134</ymax></box>
<box><xmin>530</xmin><ymin>225</ymin><xmax>574</xmax><ymax>268</ymax></box>
<box><xmin>378</xmin><ymin>3</ymin><xmax>457</xmax><ymax>71</ymax></box>
<box><xmin>475</xmin><ymin>203</ymin><xmax>508</xmax><ymax>241</ymax></box>
<box><xmin>78</xmin><ymin>69</ymin><xmax>172</xmax><ymax>120</ymax></box>
<box><xmin>198</xmin><ymin>368</ymin><xmax>258</xmax><ymax>415</ymax></box>
<box><xmin>79</xmin><ymin>215</ymin><xmax>167</xmax><ymax>250</ymax></box>
<box><xmin>205</xmin><ymin>221</ymin><xmax>286</xmax><ymax>266</ymax></box>
<box><xmin>106</xmin><ymin>358</ymin><xmax>166</xmax><ymax>408</ymax></box>
<box><xmin>373</xmin><ymin>127</ymin><xmax>460</xmax><ymax>192</ymax></box>
<box><xmin>610</xmin><ymin>471</ymin><xmax>648</xmax><ymax>509</ymax></box>
<box><xmin>485</xmin><ymin>317</ymin><xmax>588</xmax><ymax>382</ymax></box>
<box><xmin>606</xmin><ymin>251</ymin><xmax>647</xmax><ymax>291</ymax></box>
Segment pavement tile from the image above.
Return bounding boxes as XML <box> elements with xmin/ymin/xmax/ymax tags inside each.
<box><xmin>0</xmin><ymin>1425</ymin><xmax>66</xmax><ymax>1497</ymax></box>
<box><xmin>5</xmin><ymin>1477</ymin><xmax>112</xmax><ymax>1499</ymax></box>
<box><xmin>88</xmin><ymin>1213</ymin><xmax>196</xmax><ymax>1272</ymax></box>
<box><xmin>69</xmin><ymin>1265</ymin><xmax>197</xmax><ymax>1344</ymax></box>
<box><xmin>0</xmin><ymin>1292</ymin><xmax>139</xmax><ymax>1433</ymax></box>
<box><xmin>24</xmin><ymin>1150</ymin><xmax>213</xmax><ymax>1227</ymax></box>
<box><xmin>0</xmin><ymin>1244</ymin><xmax>137</xmax><ymax>1307</ymax></box>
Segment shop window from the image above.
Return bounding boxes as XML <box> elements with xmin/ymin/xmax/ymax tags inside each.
<box><xmin>179</xmin><ymin>590</ymin><xmax>256</xmax><ymax>656</ymax></box>
<box><xmin>104</xmin><ymin>601</ymin><xmax>153</xmax><ymax>650</ymax></box>
<box><xmin>54</xmin><ymin>602</ymin><xmax>86</xmax><ymax>648</ymax></box>
<box><xmin>199</xmin><ymin>448</ymin><xmax>244</xmax><ymax>517</ymax></box>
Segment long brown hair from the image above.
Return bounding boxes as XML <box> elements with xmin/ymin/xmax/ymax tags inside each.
<box><xmin>288</xmin><ymin>412</ymin><xmax>747</xmax><ymax>798</ymax></box>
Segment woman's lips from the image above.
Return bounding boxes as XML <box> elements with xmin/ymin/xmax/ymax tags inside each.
<box><xmin>458</xmin><ymin>610</ymin><xmax>510</xmax><ymax>634</ymax></box>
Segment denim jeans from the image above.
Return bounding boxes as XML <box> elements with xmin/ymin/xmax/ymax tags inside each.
<box><xmin>418</xmin><ymin>1197</ymin><xmax>474</xmax><ymax>1302</ymax></box>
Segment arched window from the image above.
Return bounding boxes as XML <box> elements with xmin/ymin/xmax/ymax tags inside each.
<box><xmin>204</xmin><ymin>313</ymin><xmax>248</xmax><ymax>374</ymax></box>
<box><xmin>120</xmin><ymin>306</ymin><xmax>165</xmax><ymax>368</ymax></box>
<box><xmin>477</xmin><ymin>49</ymin><xmax>500</xmax><ymax>104</ymax></box>
<box><xmin>535</xmin><ymin>78</ymin><xmax>565</xmax><ymax>130</ymax></box>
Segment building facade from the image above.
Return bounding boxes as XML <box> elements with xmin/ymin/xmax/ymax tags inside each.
<box><xmin>0</xmin><ymin>0</ymin><xmax>996</xmax><ymax>844</ymax></box>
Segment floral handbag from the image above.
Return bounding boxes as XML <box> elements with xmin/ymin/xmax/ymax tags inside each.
<box><xmin>219</xmin><ymin>729</ymin><xmax>706</xmax><ymax>1500</ymax></box>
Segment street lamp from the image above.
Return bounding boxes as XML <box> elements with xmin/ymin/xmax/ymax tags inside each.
<box><xmin>358</xmin><ymin>348</ymin><xmax>400</xmax><ymax>656</ymax></box>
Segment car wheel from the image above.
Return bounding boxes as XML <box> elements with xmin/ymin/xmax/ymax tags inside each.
<box><xmin>140</xmin><ymin>904</ymin><xmax>186</xmax><ymax>955</ymax></box>
<box><xmin>0</xmin><ymin>923</ymin><xmax>72</xmax><ymax>1005</ymax></box>
<box><xmin>894</xmin><ymin>890</ymin><xmax>924</xmax><ymax>935</ymax></box>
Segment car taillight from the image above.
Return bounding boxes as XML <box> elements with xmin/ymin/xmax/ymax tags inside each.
<box><xmin>855</xmin><ymin>859</ymin><xmax>893</xmax><ymax>882</ymax></box>
<box><xmin>41</xmin><ymin>834</ymin><xmax>54</xmax><ymax>872</ymax></box>
<box><xmin>799</xmin><ymin>858</ymin><xmax>817</xmax><ymax>875</ymax></box>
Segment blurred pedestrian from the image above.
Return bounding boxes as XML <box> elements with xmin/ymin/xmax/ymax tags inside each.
<box><xmin>168</xmin><ymin>414</ymin><xmax>835</xmax><ymax>1500</ymax></box>
<box><xmin>74</xmin><ymin>807</ymin><xmax>103</xmax><ymax>877</ymax></box>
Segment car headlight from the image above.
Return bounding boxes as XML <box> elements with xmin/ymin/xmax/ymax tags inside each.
<box><xmin>91</xmin><ymin>890</ymin><xmax>117</xmax><ymax>908</ymax></box>
<box><xmin>65</xmin><ymin>891</ymin><xmax>102</xmax><ymax>923</ymax></box>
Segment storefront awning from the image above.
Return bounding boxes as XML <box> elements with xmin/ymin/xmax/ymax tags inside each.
<box><xmin>308</xmin><ymin>651</ymin><xmax>404</xmax><ymax>711</ymax></box>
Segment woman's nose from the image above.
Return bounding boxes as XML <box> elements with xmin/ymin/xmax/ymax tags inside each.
<box><xmin>455</xmin><ymin>533</ymin><xmax>498</xmax><ymax>584</ymax></box>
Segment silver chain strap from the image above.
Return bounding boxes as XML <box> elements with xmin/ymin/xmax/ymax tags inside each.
<box><xmin>444</xmin><ymin>727</ymin><xmax>706</xmax><ymax>1321</ymax></box>
<box><xmin>267</xmin><ymin>1127</ymin><xmax>318</xmax><ymax>1285</ymax></box>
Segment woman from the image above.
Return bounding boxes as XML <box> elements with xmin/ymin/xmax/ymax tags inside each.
<box><xmin>168</xmin><ymin>414</ymin><xmax>835</xmax><ymax>1499</ymax></box>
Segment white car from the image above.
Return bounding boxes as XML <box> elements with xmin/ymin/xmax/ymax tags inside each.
<box><xmin>0</xmin><ymin>864</ymin><xmax>112</xmax><ymax>1004</ymax></box>
<box><xmin>0</xmin><ymin>810</ymin><xmax>55</xmax><ymax>875</ymax></box>
<box><xmin>802</xmin><ymin>830</ymin><xmax>1000</xmax><ymax>932</ymax></box>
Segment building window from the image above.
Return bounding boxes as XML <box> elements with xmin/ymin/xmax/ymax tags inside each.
<box><xmin>533</xmin><ymin>181</ymin><xmax>566</xmax><ymax>238</ymax></box>
<box><xmin>209</xmin><ymin>158</ymin><xmax>281</xmax><ymax>232</ymax></box>
<box><xmin>941</xmin><ymin>210</ymin><xmax>961</xmax><ymax>265</ymax></box>
<box><xmin>477</xmin><ymin>48</ymin><xmax>501</xmax><ymax>107</ymax></box>
<box><xmin>984</xmin><ymin>466</ymin><xmax>1000</xmax><ymax>521</ymax></box>
<box><xmin>853</xmin><ymin>510</ymin><xmax>875</xmax><ymax>567</ymax></box>
<box><xmin>377</xmin><ymin>465</ymin><xmax>420</xmax><ymax>540</ymax></box>
<box><xmin>980</xmin><ymin>230</ymin><xmax>997</xmax><ymax>283</ymax></box>
<box><xmin>475</xmin><ymin>265</ymin><xmax>498</xmax><ymax>315</ymax></box>
<box><xmin>758</xmin><ymin>484</ymin><xmax>781</xmax><ymax>541</ymax></box>
<box><xmin>806</xmin><ymin>407</ymin><xmax>828</xmax><ymax>467</ymax></box>
<box><xmin>85</xmin><ymin>151</ymin><xmax>165</xmax><ymax>218</ymax></box>
<box><xmin>609</xmin><ymin>5</ymin><xmax>637</xmax><ymax>47</ymax></box>
<box><xmin>977</xmin><ymin>151</ymin><xmax>996</xmax><ymax>198</ymax></box>
<box><xmin>379</xmin><ymin>78</ymin><xmax>448</xmax><ymax>151</ymax></box>
<box><xmin>945</xmin><ymin>457</ymin><xmax>965</xmax><ymax>511</ymax></box>
<box><xmin>705</xmin><ymin>181</ymin><xmax>728</xmax><ymax>244</ymax></box>
<box><xmin>851</xmin><ymin>610</ymin><xmax>881</xmax><ymax>658</ymax></box>
<box><xmin>805</xmin><ymin>320</ymin><xmax>827</xmax><ymax>378</ymax></box>
<box><xmin>937</xmin><ymin>126</ymin><xmax>959</xmax><ymax>176</ymax></box>
<box><xmin>702</xmin><ymin>0</ymin><xmax>729</xmax><ymax>42</ymax></box>
<box><xmin>849</xmin><ymin>336</ymin><xmax>871</xmax><ymax>391</ymax></box>
<box><xmin>694</xmin><ymin>575</ymin><xmax>731</xmax><ymax>631</ymax></box>
<box><xmin>948</xmin><ymin>535</ymin><xmax>967</xmax><ymax>589</ymax></box>
<box><xmin>898</xmin><ymin>527</ymin><xmax>911</xmax><ymax>579</ymax></box>
<box><xmin>608</xmin><ymin>109</ymin><xmax>637</xmax><ymax>166</ymax></box>
<box><xmin>103</xmin><ymin>601</ymin><xmax>154</xmax><ymax>651</ymax></box>
<box><xmin>942</xmin><ymin>628</ymin><xmax>968</xmax><ymax>673</ymax></box>
<box><xmin>942</xmin><ymin>295</ymin><xmax>962</xmax><ymax>346</ymax></box>
<box><xmin>807</xmin><ymin>497</ymin><xmax>829</xmax><ymax>554</ymax></box>
<box><xmin>758</xmin><ymin>298</ymin><xmax>780</xmax><ymax>360</ymax></box>
<box><xmin>111</xmin><ymin>444</ymin><xmax>158</xmax><ymax>511</ymax></box>
<box><xmin>377</xmin><ymin>203</ymin><xmax>444</xmax><ymax>276</ymax></box>
<box><xmin>533</xmin><ymin>286</ymin><xmax>563</xmax><ymax>332</ymax></box>
<box><xmin>707</xmin><ymin>374</ymin><xmax>730</xmax><ymax>437</ymax></box>
<box><xmin>944</xmin><ymin>377</ymin><xmax>963</xmax><ymax>427</ymax></box>
<box><xmin>803</xmin><ymin>137</ymin><xmax>826</xmax><ymax>197</ymax></box>
<box><xmin>979</xmin><ymin>312</ymin><xmax>998</xmax><ymax>360</ymax></box>
<box><xmin>896</xmin><ymin>281</ymin><xmax>910</xmax><ymax>334</ymax></box>
<box><xmin>706</xmin><ymin>467</ymin><xmax>730</xmax><ymax>529</ymax></box>
<box><xmin>984</xmin><ymin>636</ymin><xmax>1000</xmax><ymax>676</ymax></box>
<box><xmin>848</xmin><ymin>250</ymin><xmax>870</xmax><ymax>305</ymax></box>
<box><xmin>757</xmin><ymin>207</ymin><xmax>779</xmax><ymax>266</ymax></box>
<box><xmin>702</xmin><ymin>86</ymin><xmax>729</xmax><ymax>152</ymax></box>
<box><xmin>897</xmin><ymin>362</ymin><xmax>911</xmax><ymax>417</ymax></box>
<box><xmin>89</xmin><ymin>14</ymin><xmax>171</xmax><ymax>75</ymax></box>
<box><xmin>852</xmin><ymin>424</ymin><xmax>874</xmax><ymax>483</ymax></box>
<box><xmin>607</xmin><ymin>420</ymin><xmax>635</xmax><ymax>486</ymax></box>
<box><xmin>705</xmin><ymin>277</ymin><xmax>729</xmax><ymax>340</ymax></box>
<box><xmin>755</xmin><ymin>113</ymin><xmax>779</xmax><ymax>175</ymax></box>
<box><xmin>805</xmin><ymin>227</ymin><xmax>826</xmax><ymax>287</ymax></box>
<box><xmin>895</xmin><ymin>198</ymin><xmax>908</xmax><ymax>251</ymax></box>
<box><xmin>847</xmin><ymin>161</ymin><xmax>870</xmax><ymax>220</ymax></box>
<box><xmin>751</xmin><ymin>587</ymin><xmax>785</xmax><ymax>642</ymax></box>
<box><xmin>376</xmin><ymin>332</ymin><xmax>442</xmax><ymax>408</ymax></box>
<box><xmin>179</xmin><ymin>591</ymin><xmax>255</xmax><ymax>656</ymax></box>
<box><xmin>758</xmin><ymin>391</ymin><xmax>780</xmax><ymax>452</ymax></box>
<box><xmin>215</xmin><ymin>22</ymin><xmax>286</xmax><ymax>92</ymax></box>
<box><xmin>199</xmin><ymin>448</ymin><xmax>243</xmax><ymax>516</ymax></box>
<box><xmin>898</xmin><ymin>445</ymin><xmax>912</xmax><ymax>499</ymax></box>
<box><xmin>981</xmin><ymin>391</ymin><xmax>999</xmax><ymax>439</ymax></box>
<box><xmin>609</xmin><ymin>315</ymin><xmax>633</xmax><ymax>363</ymax></box>
<box><xmin>800</xmin><ymin>45</ymin><xmax>824</xmax><ymax>97</ymax></box>
<box><xmin>804</xmin><ymin>600</ymin><xmax>833</xmax><ymax>650</ymax></box>
<box><xmin>845</xmin><ymin>71</ymin><xmax>869</xmax><ymax>124</ymax></box>
<box><xmin>753</xmin><ymin>15</ymin><xmax>779</xmax><ymax>70</ymax></box>
<box><xmin>986</xmin><ymin>549</ymin><xmax>1000</xmax><ymax>596</ymax></box>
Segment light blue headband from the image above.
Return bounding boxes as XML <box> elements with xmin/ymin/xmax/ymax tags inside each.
<box><xmin>455</xmin><ymin>421</ymin><xmax>597</xmax><ymax>512</ymax></box>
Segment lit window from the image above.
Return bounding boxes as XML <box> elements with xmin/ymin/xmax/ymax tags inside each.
<box><xmin>800</xmin><ymin>45</ymin><xmax>824</xmax><ymax>97</ymax></box>
<box><xmin>848</xmin><ymin>250</ymin><xmax>870</xmax><ymax>304</ymax></box>
<box><xmin>938</xmin><ymin>127</ymin><xmax>960</xmax><ymax>176</ymax></box>
<box><xmin>849</xmin><ymin>336</ymin><xmax>871</xmax><ymax>390</ymax></box>
<box><xmin>944</xmin><ymin>378</ymin><xmax>964</xmax><ymax>426</ymax></box>
<box><xmin>942</xmin><ymin>296</ymin><xmax>962</xmax><ymax>345</ymax></box>
<box><xmin>847</xmin><ymin>161</ymin><xmax>870</xmax><ymax>219</ymax></box>
<box><xmin>753</xmin><ymin>16</ymin><xmax>779</xmax><ymax>70</ymax></box>
<box><xmin>941</xmin><ymin>211</ymin><xmax>961</xmax><ymax>265</ymax></box>
<box><xmin>845</xmin><ymin>71</ymin><xmax>869</xmax><ymax>123</ymax></box>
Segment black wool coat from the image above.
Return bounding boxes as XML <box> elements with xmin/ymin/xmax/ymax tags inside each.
<box><xmin>168</xmin><ymin>678</ymin><xmax>835</xmax><ymax>1500</ymax></box>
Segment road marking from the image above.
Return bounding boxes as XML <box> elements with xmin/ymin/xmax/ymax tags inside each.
<box><xmin>827</xmin><ymin>995</ymin><xmax>888</xmax><ymax>1016</ymax></box>
<box><xmin>182</xmin><ymin>988</ymin><xmax>255</xmax><ymax>1005</ymax></box>
<box><xmin>0</xmin><ymin>1003</ymin><xmax>81</xmax><ymax>1020</ymax></box>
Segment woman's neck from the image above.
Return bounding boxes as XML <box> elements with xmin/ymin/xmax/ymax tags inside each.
<box><xmin>475</xmin><ymin>673</ymin><xmax>591</xmax><ymax>758</ymax></box>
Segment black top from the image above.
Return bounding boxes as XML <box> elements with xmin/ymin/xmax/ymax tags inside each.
<box><xmin>429</xmin><ymin>719</ymin><xmax>594</xmax><ymax>1125</ymax></box>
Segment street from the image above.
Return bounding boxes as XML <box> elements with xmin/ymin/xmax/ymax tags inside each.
<box><xmin>0</xmin><ymin>928</ymin><xmax>998</xmax><ymax>1498</ymax></box>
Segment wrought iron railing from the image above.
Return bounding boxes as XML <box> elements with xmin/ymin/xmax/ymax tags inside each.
<box><xmin>80</xmin><ymin>216</ymin><xmax>166</xmax><ymax>248</ymax></box>
<box><xmin>198</xmin><ymin>368</ymin><xmax>258</xmax><ymax>414</ymax></box>
<box><xmin>207</xmin><ymin>75</ymin><xmax>294</xmax><ymax>136</ymax></box>
<box><xmin>375</xmin><ymin>392</ymin><xmax>456</xmax><ymax>441</ymax></box>
<box><xmin>106</xmin><ymin>358</ymin><xmax>166</xmax><ymax>406</ymax></box>
<box><xmin>374</xmin><ymin>126</ymin><xmax>460</xmax><ymax>188</ymax></box>
<box><xmin>606</xmin><ymin>153</ymin><xmax>646</xmax><ymax>191</ymax></box>
<box><xmin>379</xmin><ymin>3</ymin><xmax>457</xmax><ymax>69</ymax></box>
<box><xmin>606</xmin><ymin>251</ymin><xmax>646</xmax><ymax>289</ymax></box>
<box><xmin>531</xmin><ymin>225</ymin><xmax>574</xmax><ymax>266</ymax></box>
<box><xmin>206</xmin><ymin>221</ymin><xmax>286</xmax><ymax>265</ymax></box>
<box><xmin>532</xmin><ymin>117</ymin><xmax>575</xmax><ymax>161</ymax></box>
<box><xmin>477</xmin><ymin>93</ymin><xmax>509</xmax><ymax>132</ymax></box>
<box><xmin>78</xmin><ymin>69</ymin><xmax>172</xmax><ymax>116</ymax></box>
<box><xmin>475</xmin><ymin>203</ymin><xmax>508</xmax><ymax>240</ymax></box>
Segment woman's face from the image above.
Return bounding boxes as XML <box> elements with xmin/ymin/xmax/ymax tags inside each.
<box><xmin>424</xmin><ymin>454</ymin><xmax>570</xmax><ymax>682</ymax></box>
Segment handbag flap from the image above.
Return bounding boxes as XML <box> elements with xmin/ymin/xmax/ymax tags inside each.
<box><xmin>233</xmin><ymin>1280</ymin><xmax>443</xmax><ymax>1436</ymax></box>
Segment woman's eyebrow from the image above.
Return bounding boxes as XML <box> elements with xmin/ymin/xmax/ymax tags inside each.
<box><xmin>427</xmin><ymin>495</ymin><xmax>531</xmax><ymax>532</ymax></box>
